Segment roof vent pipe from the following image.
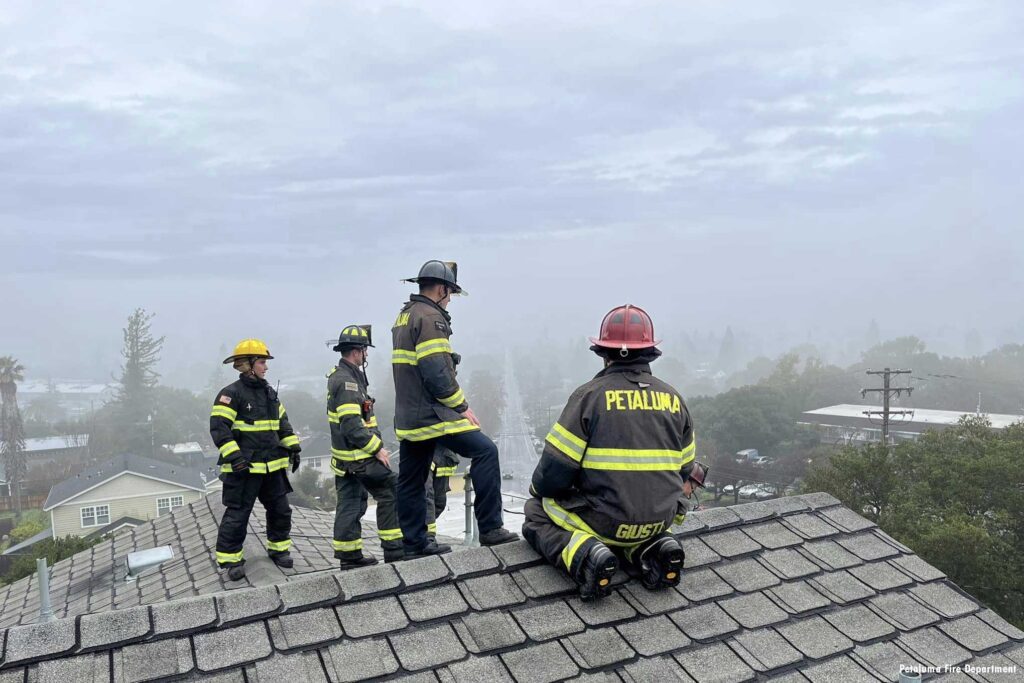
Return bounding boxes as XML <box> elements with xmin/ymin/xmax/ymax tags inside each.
<box><xmin>125</xmin><ymin>546</ymin><xmax>174</xmax><ymax>581</ymax></box>
<box><xmin>36</xmin><ymin>558</ymin><xmax>55</xmax><ymax>623</ymax></box>
<box><xmin>899</xmin><ymin>671</ymin><xmax>922</xmax><ymax>683</ymax></box>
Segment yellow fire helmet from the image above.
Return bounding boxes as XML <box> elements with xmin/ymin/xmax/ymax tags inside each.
<box><xmin>223</xmin><ymin>338</ymin><xmax>274</xmax><ymax>364</ymax></box>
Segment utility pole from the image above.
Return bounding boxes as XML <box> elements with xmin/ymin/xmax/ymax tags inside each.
<box><xmin>861</xmin><ymin>368</ymin><xmax>913</xmax><ymax>446</ymax></box>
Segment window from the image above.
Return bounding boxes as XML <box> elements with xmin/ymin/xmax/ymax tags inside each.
<box><xmin>80</xmin><ymin>505</ymin><xmax>110</xmax><ymax>528</ymax></box>
<box><xmin>157</xmin><ymin>495</ymin><xmax>185</xmax><ymax>517</ymax></box>
<box><xmin>308</xmin><ymin>456</ymin><xmax>324</xmax><ymax>469</ymax></box>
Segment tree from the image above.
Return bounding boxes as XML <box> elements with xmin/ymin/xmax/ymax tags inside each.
<box><xmin>2</xmin><ymin>535</ymin><xmax>98</xmax><ymax>586</ymax></box>
<box><xmin>0</xmin><ymin>356</ymin><xmax>27</xmax><ymax>515</ymax></box>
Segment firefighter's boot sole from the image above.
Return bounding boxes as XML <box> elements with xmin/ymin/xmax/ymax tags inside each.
<box><xmin>338</xmin><ymin>556</ymin><xmax>379</xmax><ymax>571</ymax></box>
<box><xmin>640</xmin><ymin>537</ymin><xmax>685</xmax><ymax>590</ymax></box>
<box><xmin>576</xmin><ymin>544</ymin><xmax>618</xmax><ymax>602</ymax></box>
<box><xmin>226</xmin><ymin>565</ymin><xmax>246</xmax><ymax>582</ymax></box>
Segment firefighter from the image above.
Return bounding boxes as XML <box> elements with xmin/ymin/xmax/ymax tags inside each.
<box><xmin>425</xmin><ymin>445</ymin><xmax>459</xmax><ymax>540</ymax></box>
<box><xmin>392</xmin><ymin>260</ymin><xmax>518</xmax><ymax>557</ymax></box>
<box><xmin>327</xmin><ymin>325</ymin><xmax>404</xmax><ymax>568</ymax></box>
<box><xmin>210</xmin><ymin>339</ymin><xmax>300</xmax><ymax>581</ymax></box>
<box><xmin>522</xmin><ymin>305</ymin><xmax>703</xmax><ymax>600</ymax></box>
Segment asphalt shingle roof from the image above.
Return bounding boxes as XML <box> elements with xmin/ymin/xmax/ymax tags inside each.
<box><xmin>0</xmin><ymin>492</ymin><xmax>1021</xmax><ymax>681</ymax></box>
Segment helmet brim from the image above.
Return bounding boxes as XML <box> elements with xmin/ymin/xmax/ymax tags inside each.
<box><xmin>400</xmin><ymin>277</ymin><xmax>467</xmax><ymax>296</ymax></box>
<box><xmin>332</xmin><ymin>342</ymin><xmax>373</xmax><ymax>352</ymax></box>
<box><xmin>588</xmin><ymin>337</ymin><xmax>662</xmax><ymax>349</ymax></box>
<box><xmin>222</xmin><ymin>353</ymin><xmax>274</xmax><ymax>365</ymax></box>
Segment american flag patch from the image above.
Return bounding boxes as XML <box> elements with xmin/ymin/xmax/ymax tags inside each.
<box><xmin>219</xmin><ymin>395</ymin><xmax>232</xmax><ymax>405</ymax></box>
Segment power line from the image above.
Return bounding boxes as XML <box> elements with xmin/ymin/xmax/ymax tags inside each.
<box><xmin>861</xmin><ymin>368</ymin><xmax>913</xmax><ymax>446</ymax></box>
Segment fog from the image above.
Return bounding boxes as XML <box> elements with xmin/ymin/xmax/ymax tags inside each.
<box><xmin>2</xmin><ymin>0</ymin><xmax>1022</xmax><ymax>388</ymax></box>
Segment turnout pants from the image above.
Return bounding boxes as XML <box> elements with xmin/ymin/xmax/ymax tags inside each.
<box><xmin>425</xmin><ymin>468</ymin><xmax>452</xmax><ymax>537</ymax></box>
<box><xmin>334</xmin><ymin>457</ymin><xmax>403</xmax><ymax>562</ymax></box>
<box><xmin>216</xmin><ymin>470</ymin><xmax>293</xmax><ymax>567</ymax></box>
<box><xmin>522</xmin><ymin>497</ymin><xmax>672</xmax><ymax>578</ymax></box>
<box><xmin>398</xmin><ymin>430</ymin><xmax>503</xmax><ymax>553</ymax></box>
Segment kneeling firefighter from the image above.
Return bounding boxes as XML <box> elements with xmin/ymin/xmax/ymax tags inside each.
<box><xmin>328</xmin><ymin>325</ymin><xmax>403</xmax><ymax>567</ymax></box>
<box><xmin>523</xmin><ymin>305</ymin><xmax>706</xmax><ymax>600</ymax></box>
<box><xmin>210</xmin><ymin>339</ymin><xmax>301</xmax><ymax>581</ymax></box>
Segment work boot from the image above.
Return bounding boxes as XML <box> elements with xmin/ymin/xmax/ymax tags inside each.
<box><xmin>270</xmin><ymin>552</ymin><xmax>294</xmax><ymax>569</ymax></box>
<box><xmin>226</xmin><ymin>565</ymin><xmax>246</xmax><ymax>582</ymax></box>
<box><xmin>339</xmin><ymin>554</ymin><xmax>379</xmax><ymax>571</ymax></box>
<box><xmin>479</xmin><ymin>527</ymin><xmax>519</xmax><ymax>546</ymax></box>
<box><xmin>404</xmin><ymin>541</ymin><xmax>452</xmax><ymax>559</ymax></box>
<box><xmin>383</xmin><ymin>550</ymin><xmax>405</xmax><ymax>564</ymax></box>
<box><xmin>574</xmin><ymin>543</ymin><xmax>618</xmax><ymax>601</ymax></box>
<box><xmin>639</xmin><ymin>537</ymin><xmax>685</xmax><ymax>590</ymax></box>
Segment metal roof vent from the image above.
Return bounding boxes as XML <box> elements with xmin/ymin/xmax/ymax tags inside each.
<box><xmin>125</xmin><ymin>546</ymin><xmax>174</xmax><ymax>581</ymax></box>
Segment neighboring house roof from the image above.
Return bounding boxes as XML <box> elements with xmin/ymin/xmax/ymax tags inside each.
<box><xmin>1</xmin><ymin>528</ymin><xmax>52</xmax><ymax>557</ymax></box>
<box><xmin>801</xmin><ymin>404</ymin><xmax>1024</xmax><ymax>431</ymax></box>
<box><xmin>43</xmin><ymin>454</ymin><xmax>207</xmax><ymax>510</ymax></box>
<box><xmin>23</xmin><ymin>435</ymin><xmax>89</xmax><ymax>453</ymax></box>
<box><xmin>0</xmin><ymin>494</ymin><xmax>429</xmax><ymax>629</ymax></box>
<box><xmin>83</xmin><ymin>516</ymin><xmax>148</xmax><ymax>541</ymax></box>
<box><xmin>0</xmin><ymin>493</ymin><xmax>1020</xmax><ymax>680</ymax></box>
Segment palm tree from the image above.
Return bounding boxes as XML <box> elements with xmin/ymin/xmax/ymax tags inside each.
<box><xmin>0</xmin><ymin>356</ymin><xmax>27</xmax><ymax>516</ymax></box>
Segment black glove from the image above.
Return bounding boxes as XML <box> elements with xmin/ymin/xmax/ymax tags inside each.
<box><xmin>290</xmin><ymin>451</ymin><xmax>301</xmax><ymax>473</ymax></box>
<box><xmin>225</xmin><ymin>451</ymin><xmax>250</xmax><ymax>473</ymax></box>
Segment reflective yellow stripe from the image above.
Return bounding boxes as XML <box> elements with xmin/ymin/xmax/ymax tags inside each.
<box><xmin>267</xmin><ymin>539</ymin><xmax>292</xmax><ymax>552</ymax></box>
<box><xmin>278</xmin><ymin>404</ymin><xmax>286</xmax><ymax>418</ymax></box>
<box><xmin>362</xmin><ymin>434</ymin><xmax>382</xmax><ymax>455</ymax></box>
<box><xmin>427</xmin><ymin>523</ymin><xmax>437</xmax><ymax>533</ymax></box>
<box><xmin>415</xmin><ymin>338</ymin><xmax>453</xmax><ymax>360</ymax></box>
<box><xmin>333</xmin><ymin>539</ymin><xmax>363</xmax><ymax>551</ymax></box>
<box><xmin>673</xmin><ymin>513</ymin><xmax>686</xmax><ymax>526</ymax></box>
<box><xmin>542</xmin><ymin>498</ymin><xmax>640</xmax><ymax>548</ymax></box>
<box><xmin>247</xmin><ymin>457</ymin><xmax>290</xmax><ymax>474</ymax></box>
<box><xmin>392</xmin><ymin>350</ymin><xmax>418</xmax><ymax>365</ymax></box>
<box><xmin>561</xmin><ymin>530</ymin><xmax>593</xmax><ymax>570</ymax></box>
<box><xmin>220</xmin><ymin>463</ymin><xmax>234</xmax><ymax>473</ymax></box>
<box><xmin>219</xmin><ymin>441</ymin><xmax>240</xmax><ymax>457</ymax></box>
<box><xmin>438</xmin><ymin>388</ymin><xmax>465</xmax><ymax>408</ymax></box>
<box><xmin>336</xmin><ymin>403</ymin><xmax>362</xmax><ymax>417</ymax></box>
<box><xmin>280</xmin><ymin>434</ymin><xmax>300</xmax><ymax>448</ymax></box>
<box><xmin>216</xmin><ymin>550</ymin><xmax>244</xmax><ymax>564</ymax></box>
<box><xmin>331</xmin><ymin>450</ymin><xmax>373</xmax><ymax>465</ymax></box>
<box><xmin>378</xmin><ymin>528</ymin><xmax>403</xmax><ymax>541</ymax></box>
<box><xmin>681</xmin><ymin>438</ymin><xmax>696</xmax><ymax>463</ymax></box>
<box><xmin>232</xmin><ymin>420</ymin><xmax>281</xmax><ymax>432</ymax></box>
<box><xmin>545</xmin><ymin>423</ymin><xmax>587</xmax><ymax>463</ymax></box>
<box><xmin>211</xmin><ymin>405</ymin><xmax>238</xmax><ymax>420</ymax></box>
<box><xmin>583</xmin><ymin>447</ymin><xmax>692</xmax><ymax>471</ymax></box>
<box><xmin>434</xmin><ymin>466</ymin><xmax>458</xmax><ymax>477</ymax></box>
<box><xmin>363</xmin><ymin>417</ymin><xmax>378</xmax><ymax>428</ymax></box>
<box><xmin>396</xmin><ymin>419</ymin><xmax>479</xmax><ymax>442</ymax></box>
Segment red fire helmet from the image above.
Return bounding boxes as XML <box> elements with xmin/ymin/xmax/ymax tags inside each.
<box><xmin>589</xmin><ymin>304</ymin><xmax>661</xmax><ymax>352</ymax></box>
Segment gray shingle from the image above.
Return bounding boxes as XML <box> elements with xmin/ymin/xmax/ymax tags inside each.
<box><xmin>938</xmin><ymin>615</ymin><xmax>1008</xmax><ymax>652</ymax></box>
<box><xmin>776</xmin><ymin>616</ymin><xmax>854</xmax><ymax>659</ymax></box>
<box><xmin>822</xmin><ymin>605</ymin><xmax>897</xmax><ymax>643</ymax></box>
<box><xmin>676</xmin><ymin>568</ymin><xmax>734</xmax><ymax>603</ymax></box>
<box><xmin>758</xmin><ymin>548</ymin><xmax>821</xmax><ymax>580</ymax></box>
<box><xmin>759</xmin><ymin>496</ymin><xmax>812</xmax><ymax>516</ymax></box>
<box><xmin>80</xmin><ymin>605</ymin><xmax>151</xmax><ymax>650</ymax></box>
<box><xmin>802</xmin><ymin>540</ymin><xmax>861</xmax><ymax>570</ymax></box>
<box><xmin>34</xmin><ymin>652</ymin><xmax>108</xmax><ymax>683</ymax></box>
<box><xmin>700</xmin><ymin>530</ymin><xmax>761</xmax><ymax>559</ymax></box>
<box><xmin>817</xmin><ymin>507</ymin><xmax>876</xmax><ymax>533</ymax></box>
<box><xmin>568</xmin><ymin>592</ymin><xmax>638</xmax><ymax>626</ymax></box>
<box><xmin>335</xmin><ymin>595</ymin><xmax>409</xmax><ymax>637</ymax></box>
<box><xmin>3</xmin><ymin>619</ymin><xmax>77</xmax><ymax>664</ymax></box>
<box><xmin>395</xmin><ymin>556</ymin><xmax>451</xmax><ymax>589</ymax></box>
<box><xmin>674</xmin><ymin>513</ymin><xmax>706</xmax><ymax>536</ymax></box>
<box><xmin>808</xmin><ymin>571</ymin><xmax>874</xmax><ymax>605</ymax></box>
<box><xmin>491</xmin><ymin>540</ymin><xmax>544</xmax><ymax>571</ymax></box>
<box><xmin>896</xmin><ymin>627</ymin><xmax>972</xmax><ymax>668</ymax></box>
<box><xmin>691</xmin><ymin>507</ymin><xmax>742</xmax><ymax>530</ymax></box>
<box><xmin>681</xmin><ymin>538</ymin><xmax>720</xmax><ymax>568</ymax></box>
<box><xmin>675</xmin><ymin>641</ymin><xmax>755</xmax><ymax>683</ymax></box>
<box><xmin>513</xmin><ymin>564</ymin><xmax>578</xmax><ymax>599</ymax></box>
<box><xmin>277</xmin><ymin>574</ymin><xmax>340</xmax><ymax>611</ymax></box>
<box><xmin>389</xmin><ymin>623</ymin><xmax>467</xmax><ymax>671</ymax></box>
<box><xmin>801</xmin><ymin>655</ymin><xmax>876</xmax><ymax>683</ymax></box>
<box><xmin>247</xmin><ymin>651</ymin><xmax>327</xmax><ymax>683</ymax></box>
<box><xmin>847</xmin><ymin>561</ymin><xmax>913</xmax><ymax>591</ymax></box>
<box><xmin>908</xmin><ymin>582</ymin><xmax>979</xmax><ymax>619</ymax></box>
<box><xmin>564</xmin><ymin>627</ymin><xmax>636</xmax><ymax>669</ymax></box>
<box><xmin>741</xmin><ymin>521</ymin><xmax>803</xmax><ymax>549</ymax></box>
<box><xmin>401</xmin><ymin>583</ymin><xmax>470</xmax><ymax>622</ymax></box>
<box><xmin>729</xmin><ymin>501</ymin><xmax>777</xmax><ymax>523</ymax></box>
<box><xmin>512</xmin><ymin>601</ymin><xmax>585</xmax><ymax>641</ymax></box>
<box><xmin>457</xmin><ymin>573</ymin><xmax>526</xmax><ymax>611</ymax></box>
<box><xmin>443</xmin><ymin>655</ymin><xmax>514</xmax><ymax>683</ymax></box>
<box><xmin>960</xmin><ymin>652</ymin><xmax>1020</xmax><ymax>683</ymax></box>
<box><xmin>193</xmin><ymin>621</ymin><xmax>273</xmax><ymax>672</ymax></box>
<box><xmin>852</xmin><ymin>641</ymin><xmax>913</xmax><ymax>680</ymax></box>
<box><xmin>615</xmin><ymin>615</ymin><xmax>690</xmax><ymax>656</ymax></box>
<box><xmin>442</xmin><ymin>547</ymin><xmax>500</xmax><ymax>578</ymax></box>
<box><xmin>268</xmin><ymin>608</ymin><xmax>342</xmax><ymax>651</ymax></box>
<box><xmin>718</xmin><ymin>592</ymin><xmax>788</xmax><ymax>629</ymax></box>
<box><xmin>321</xmin><ymin>637</ymin><xmax>399</xmax><ymax>682</ymax></box>
<box><xmin>620</xmin><ymin>656</ymin><xmax>695</xmax><ymax>682</ymax></box>
<box><xmin>801</xmin><ymin>492</ymin><xmax>842</xmax><ymax>510</ymax></box>
<box><xmin>766</xmin><ymin>580</ymin><xmax>830</xmax><ymax>615</ymax></box>
<box><xmin>215</xmin><ymin>586</ymin><xmax>282</xmax><ymax>625</ymax></box>
<box><xmin>976</xmin><ymin>608</ymin><xmax>1024</xmax><ymax>640</ymax></box>
<box><xmin>336</xmin><ymin>563</ymin><xmax>401</xmax><ymax>601</ymax></box>
<box><xmin>619</xmin><ymin>583</ymin><xmax>688</xmax><ymax>616</ymax></box>
<box><xmin>835</xmin><ymin>532</ymin><xmax>901</xmax><ymax>561</ymax></box>
<box><xmin>112</xmin><ymin>638</ymin><xmax>195</xmax><ymax>682</ymax></box>
<box><xmin>712</xmin><ymin>559</ymin><xmax>780</xmax><ymax>593</ymax></box>
<box><xmin>501</xmin><ymin>641</ymin><xmax>580</xmax><ymax>683</ymax></box>
<box><xmin>729</xmin><ymin>627</ymin><xmax>804</xmax><ymax>672</ymax></box>
<box><xmin>151</xmin><ymin>595</ymin><xmax>218</xmax><ymax>636</ymax></box>
<box><xmin>454</xmin><ymin>611</ymin><xmax>527</xmax><ymax>653</ymax></box>
<box><xmin>669</xmin><ymin>602</ymin><xmax>740</xmax><ymax>642</ymax></box>
<box><xmin>869</xmin><ymin>592</ymin><xmax>942</xmax><ymax>631</ymax></box>
<box><xmin>0</xmin><ymin>669</ymin><xmax>24</xmax><ymax>683</ymax></box>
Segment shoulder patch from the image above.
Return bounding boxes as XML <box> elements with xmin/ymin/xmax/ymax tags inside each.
<box><xmin>218</xmin><ymin>395</ymin><xmax>232</xmax><ymax>405</ymax></box>
<box><xmin>344</xmin><ymin>381</ymin><xmax>359</xmax><ymax>392</ymax></box>
<box><xmin>434</xmin><ymin>320</ymin><xmax>448</xmax><ymax>332</ymax></box>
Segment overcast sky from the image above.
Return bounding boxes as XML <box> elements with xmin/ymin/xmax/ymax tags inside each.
<box><xmin>2</xmin><ymin>0</ymin><xmax>1022</xmax><ymax>383</ymax></box>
